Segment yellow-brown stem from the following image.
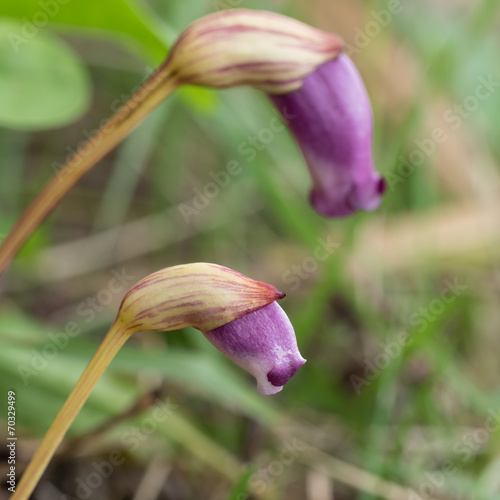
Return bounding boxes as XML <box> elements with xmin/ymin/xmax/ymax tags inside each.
<box><xmin>11</xmin><ymin>320</ymin><xmax>134</xmax><ymax>500</ymax></box>
<box><xmin>0</xmin><ymin>67</ymin><xmax>178</xmax><ymax>276</ymax></box>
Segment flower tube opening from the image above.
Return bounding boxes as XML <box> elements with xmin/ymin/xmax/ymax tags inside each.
<box><xmin>203</xmin><ymin>301</ymin><xmax>306</xmax><ymax>395</ymax></box>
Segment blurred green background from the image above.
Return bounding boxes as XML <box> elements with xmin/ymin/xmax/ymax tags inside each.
<box><xmin>1</xmin><ymin>0</ymin><xmax>500</xmax><ymax>498</ymax></box>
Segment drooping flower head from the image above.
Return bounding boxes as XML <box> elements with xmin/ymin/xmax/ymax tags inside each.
<box><xmin>117</xmin><ymin>263</ymin><xmax>305</xmax><ymax>394</ymax></box>
<box><xmin>165</xmin><ymin>9</ymin><xmax>385</xmax><ymax>217</ymax></box>
<box><xmin>271</xmin><ymin>54</ymin><xmax>385</xmax><ymax>217</ymax></box>
<box><xmin>10</xmin><ymin>264</ymin><xmax>305</xmax><ymax>500</ymax></box>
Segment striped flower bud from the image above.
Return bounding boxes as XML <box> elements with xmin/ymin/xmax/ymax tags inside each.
<box><xmin>10</xmin><ymin>263</ymin><xmax>305</xmax><ymax>500</ymax></box>
<box><xmin>164</xmin><ymin>9</ymin><xmax>384</xmax><ymax>217</ymax></box>
<box><xmin>165</xmin><ymin>9</ymin><xmax>343</xmax><ymax>94</ymax></box>
<box><xmin>117</xmin><ymin>263</ymin><xmax>305</xmax><ymax>394</ymax></box>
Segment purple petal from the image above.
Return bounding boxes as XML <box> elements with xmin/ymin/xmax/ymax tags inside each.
<box><xmin>203</xmin><ymin>301</ymin><xmax>306</xmax><ymax>395</ymax></box>
<box><xmin>270</xmin><ymin>53</ymin><xmax>385</xmax><ymax>217</ymax></box>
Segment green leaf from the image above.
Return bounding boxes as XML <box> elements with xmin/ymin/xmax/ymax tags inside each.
<box><xmin>226</xmin><ymin>466</ymin><xmax>255</xmax><ymax>500</ymax></box>
<box><xmin>0</xmin><ymin>0</ymin><xmax>169</xmax><ymax>63</ymax></box>
<box><xmin>0</xmin><ymin>19</ymin><xmax>90</xmax><ymax>130</ymax></box>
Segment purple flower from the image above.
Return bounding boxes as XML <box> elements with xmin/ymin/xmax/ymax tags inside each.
<box><xmin>270</xmin><ymin>53</ymin><xmax>385</xmax><ymax>217</ymax></box>
<box><xmin>119</xmin><ymin>263</ymin><xmax>305</xmax><ymax>395</ymax></box>
<box><xmin>203</xmin><ymin>301</ymin><xmax>306</xmax><ymax>395</ymax></box>
<box><xmin>165</xmin><ymin>10</ymin><xmax>383</xmax><ymax>217</ymax></box>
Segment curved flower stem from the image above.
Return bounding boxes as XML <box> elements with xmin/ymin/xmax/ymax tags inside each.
<box><xmin>0</xmin><ymin>67</ymin><xmax>178</xmax><ymax>276</ymax></box>
<box><xmin>11</xmin><ymin>320</ymin><xmax>134</xmax><ymax>500</ymax></box>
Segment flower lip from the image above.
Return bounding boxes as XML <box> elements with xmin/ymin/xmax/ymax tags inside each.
<box><xmin>203</xmin><ymin>301</ymin><xmax>306</xmax><ymax>395</ymax></box>
<box><xmin>344</xmin><ymin>174</ymin><xmax>386</xmax><ymax>214</ymax></box>
<box><xmin>267</xmin><ymin>359</ymin><xmax>305</xmax><ymax>388</ymax></box>
<box><xmin>376</xmin><ymin>177</ymin><xmax>387</xmax><ymax>195</ymax></box>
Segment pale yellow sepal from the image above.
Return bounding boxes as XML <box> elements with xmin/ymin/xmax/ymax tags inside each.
<box><xmin>118</xmin><ymin>262</ymin><xmax>285</xmax><ymax>333</ymax></box>
<box><xmin>165</xmin><ymin>9</ymin><xmax>343</xmax><ymax>94</ymax></box>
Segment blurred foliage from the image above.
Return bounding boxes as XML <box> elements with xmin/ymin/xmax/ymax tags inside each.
<box><xmin>1</xmin><ymin>0</ymin><xmax>500</xmax><ymax>499</ymax></box>
<box><xmin>0</xmin><ymin>19</ymin><xmax>90</xmax><ymax>129</ymax></box>
<box><xmin>1</xmin><ymin>0</ymin><xmax>169</xmax><ymax>62</ymax></box>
